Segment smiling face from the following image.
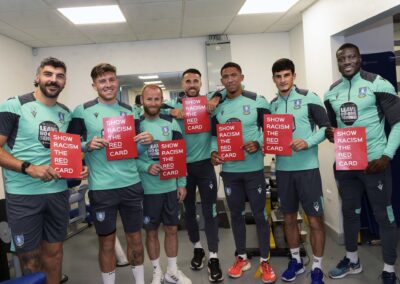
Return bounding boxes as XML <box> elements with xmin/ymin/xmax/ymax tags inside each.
<box><xmin>92</xmin><ymin>71</ymin><xmax>119</xmax><ymax>104</ymax></box>
<box><xmin>336</xmin><ymin>47</ymin><xmax>361</xmax><ymax>79</ymax></box>
<box><xmin>272</xmin><ymin>69</ymin><xmax>296</xmax><ymax>96</ymax></box>
<box><xmin>182</xmin><ymin>72</ymin><xmax>202</xmax><ymax>97</ymax></box>
<box><xmin>35</xmin><ymin>65</ymin><xmax>66</xmax><ymax>99</ymax></box>
<box><xmin>142</xmin><ymin>85</ymin><xmax>163</xmax><ymax>118</ymax></box>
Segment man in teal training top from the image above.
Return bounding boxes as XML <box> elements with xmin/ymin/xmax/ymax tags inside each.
<box><xmin>270</xmin><ymin>58</ymin><xmax>329</xmax><ymax>284</ymax></box>
<box><xmin>0</xmin><ymin>57</ymin><xmax>88</xmax><ymax>283</ymax></box>
<box><xmin>137</xmin><ymin>84</ymin><xmax>191</xmax><ymax>284</ymax></box>
<box><xmin>324</xmin><ymin>43</ymin><xmax>400</xmax><ymax>284</ymax></box>
<box><xmin>68</xmin><ymin>63</ymin><xmax>152</xmax><ymax>284</ymax></box>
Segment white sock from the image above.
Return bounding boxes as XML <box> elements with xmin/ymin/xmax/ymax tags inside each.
<box><xmin>260</xmin><ymin>257</ymin><xmax>269</xmax><ymax>263</ymax></box>
<box><xmin>290</xmin><ymin>247</ymin><xmax>301</xmax><ymax>263</ymax></box>
<box><xmin>151</xmin><ymin>258</ymin><xmax>160</xmax><ymax>270</ymax></box>
<box><xmin>209</xmin><ymin>252</ymin><xmax>218</xmax><ymax>259</ymax></box>
<box><xmin>238</xmin><ymin>253</ymin><xmax>247</xmax><ymax>260</ymax></box>
<box><xmin>383</xmin><ymin>263</ymin><xmax>395</xmax><ymax>273</ymax></box>
<box><xmin>312</xmin><ymin>255</ymin><xmax>323</xmax><ymax>270</ymax></box>
<box><xmin>194</xmin><ymin>241</ymin><xmax>203</xmax><ymax>249</ymax></box>
<box><xmin>131</xmin><ymin>265</ymin><xmax>144</xmax><ymax>284</ymax></box>
<box><xmin>101</xmin><ymin>271</ymin><xmax>115</xmax><ymax>284</ymax></box>
<box><xmin>167</xmin><ymin>256</ymin><xmax>178</xmax><ymax>271</ymax></box>
<box><xmin>346</xmin><ymin>251</ymin><xmax>358</xmax><ymax>264</ymax></box>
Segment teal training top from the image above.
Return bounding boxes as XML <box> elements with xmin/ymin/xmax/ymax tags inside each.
<box><xmin>270</xmin><ymin>87</ymin><xmax>329</xmax><ymax>171</ymax></box>
<box><xmin>0</xmin><ymin>93</ymin><xmax>71</xmax><ymax>195</ymax></box>
<box><xmin>324</xmin><ymin>70</ymin><xmax>400</xmax><ymax>161</ymax></box>
<box><xmin>211</xmin><ymin>91</ymin><xmax>270</xmax><ymax>173</ymax></box>
<box><xmin>136</xmin><ymin>114</ymin><xmax>186</xmax><ymax>194</ymax></box>
<box><xmin>162</xmin><ymin>93</ymin><xmax>216</xmax><ymax>163</ymax></box>
<box><xmin>68</xmin><ymin>98</ymin><xmax>141</xmax><ymax>190</ymax></box>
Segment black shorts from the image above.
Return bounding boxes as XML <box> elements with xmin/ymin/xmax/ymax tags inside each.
<box><xmin>6</xmin><ymin>190</ymin><xmax>70</xmax><ymax>253</ymax></box>
<box><xmin>276</xmin><ymin>168</ymin><xmax>324</xmax><ymax>216</ymax></box>
<box><xmin>88</xmin><ymin>183</ymin><xmax>144</xmax><ymax>235</ymax></box>
<box><xmin>143</xmin><ymin>190</ymin><xmax>179</xmax><ymax>230</ymax></box>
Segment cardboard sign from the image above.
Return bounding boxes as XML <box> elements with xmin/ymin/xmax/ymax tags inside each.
<box><xmin>217</xmin><ymin>122</ymin><xmax>245</xmax><ymax>161</ymax></box>
<box><xmin>334</xmin><ymin>127</ymin><xmax>368</xmax><ymax>170</ymax></box>
<box><xmin>50</xmin><ymin>132</ymin><xmax>82</xmax><ymax>178</ymax></box>
<box><xmin>182</xmin><ymin>96</ymin><xmax>210</xmax><ymax>134</ymax></box>
<box><xmin>263</xmin><ymin>114</ymin><xmax>293</xmax><ymax>156</ymax></box>
<box><xmin>159</xmin><ymin>140</ymin><xmax>187</xmax><ymax>180</ymax></box>
<box><xmin>103</xmin><ymin>115</ymin><xmax>137</xmax><ymax>160</ymax></box>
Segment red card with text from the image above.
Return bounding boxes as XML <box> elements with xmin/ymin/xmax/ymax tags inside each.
<box><xmin>159</xmin><ymin>140</ymin><xmax>187</xmax><ymax>180</ymax></box>
<box><xmin>50</xmin><ymin>132</ymin><xmax>82</xmax><ymax>178</ymax></box>
<box><xmin>217</xmin><ymin>122</ymin><xmax>245</xmax><ymax>161</ymax></box>
<box><xmin>334</xmin><ymin>127</ymin><xmax>368</xmax><ymax>170</ymax></box>
<box><xmin>263</xmin><ymin>114</ymin><xmax>293</xmax><ymax>156</ymax></box>
<box><xmin>183</xmin><ymin>96</ymin><xmax>210</xmax><ymax>134</ymax></box>
<box><xmin>103</xmin><ymin>115</ymin><xmax>137</xmax><ymax>161</ymax></box>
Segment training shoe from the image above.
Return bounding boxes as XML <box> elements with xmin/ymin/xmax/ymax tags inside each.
<box><xmin>281</xmin><ymin>258</ymin><xmax>305</xmax><ymax>282</ymax></box>
<box><xmin>190</xmin><ymin>248</ymin><xmax>205</xmax><ymax>270</ymax></box>
<box><xmin>228</xmin><ymin>256</ymin><xmax>251</xmax><ymax>278</ymax></box>
<box><xmin>311</xmin><ymin>268</ymin><xmax>324</xmax><ymax>284</ymax></box>
<box><xmin>165</xmin><ymin>268</ymin><xmax>192</xmax><ymax>284</ymax></box>
<box><xmin>260</xmin><ymin>261</ymin><xmax>277</xmax><ymax>283</ymax></box>
<box><xmin>208</xmin><ymin>258</ymin><xmax>224</xmax><ymax>282</ymax></box>
<box><xmin>150</xmin><ymin>268</ymin><xmax>164</xmax><ymax>284</ymax></box>
<box><xmin>328</xmin><ymin>256</ymin><xmax>362</xmax><ymax>279</ymax></box>
<box><xmin>381</xmin><ymin>271</ymin><xmax>399</xmax><ymax>284</ymax></box>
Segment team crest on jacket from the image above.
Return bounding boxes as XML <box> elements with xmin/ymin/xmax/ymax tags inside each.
<box><xmin>243</xmin><ymin>105</ymin><xmax>251</xmax><ymax>115</ymax></box>
<box><xmin>94</xmin><ymin>112</ymin><xmax>99</xmax><ymax>118</ymax></box>
<box><xmin>58</xmin><ymin>112</ymin><xmax>65</xmax><ymax>124</ymax></box>
<box><xmin>293</xmin><ymin>99</ymin><xmax>302</xmax><ymax>109</ymax></box>
<box><xmin>358</xmin><ymin>87</ymin><xmax>367</xmax><ymax>98</ymax></box>
<box><xmin>225</xmin><ymin>187</ymin><xmax>232</xmax><ymax>196</ymax></box>
<box><xmin>161</xmin><ymin>126</ymin><xmax>169</xmax><ymax>136</ymax></box>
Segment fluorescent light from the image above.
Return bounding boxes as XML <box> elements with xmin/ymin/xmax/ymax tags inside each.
<box><xmin>58</xmin><ymin>5</ymin><xmax>126</xmax><ymax>25</ymax></box>
<box><xmin>138</xmin><ymin>75</ymin><xmax>159</xmax><ymax>80</ymax></box>
<box><xmin>144</xmin><ymin>80</ymin><xmax>163</xmax><ymax>85</ymax></box>
<box><xmin>158</xmin><ymin>84</ymin><xmax>165</xmax><ymax>88</ymax></box>
<box><xmin>238</xmin><ymin>0</ymin><xmax>299</xmax><ymax>14</ymax></box>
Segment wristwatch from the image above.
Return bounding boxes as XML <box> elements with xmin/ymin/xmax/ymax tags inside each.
<box><xmin>21</xmin><ymin>161</ymin><xmax>31</xmax><ymax>175</ymax></box>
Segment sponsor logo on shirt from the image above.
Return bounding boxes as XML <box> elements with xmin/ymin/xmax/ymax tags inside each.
<box><xmin>38</xmin><ymin>121</ymin><xmax>59</xmax><ymax>148</ymax></box>
<box><xmin>339</xmin><ymin>102</ymin><xmax>358</xmax><ymax>126</ymax></box>
<box><xmin>148</xmin><ymin>140</ymin><xmax>160</xmax><ymax>160</ymax></box>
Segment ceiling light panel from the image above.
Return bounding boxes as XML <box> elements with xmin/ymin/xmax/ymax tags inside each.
<box><xmin>238</xmin><ymin>0</ymin><xmax>299</xmax><ymax>14</ymax></box>
<box><xmin>58</xmin><ymin>5</ymin><xmax>126</xmax><ymax>25</ymax></box>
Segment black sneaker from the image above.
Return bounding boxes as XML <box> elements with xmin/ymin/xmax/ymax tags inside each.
<box><xmin>190</xmin><ymin>248</ymin><xmax>205</xmax><ymax>270</ymax></box>
<box><xmin>208</xmin><ymin>258</ymin><xmax>224</xmax><ymax>283</ymax></box>
<box><xmin>381</xmin><ymin>271</ymin><xmax>399</xmax><ymax>284</ymax></box>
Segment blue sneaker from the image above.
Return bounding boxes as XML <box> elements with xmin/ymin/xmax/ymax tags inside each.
<box><xmin>328</xmin><ymin>256</ymin><xmax>362</xmax><ymax>279</ymax></box>
<box><xmin>381</xmin><ymin>271</ymin><xmax>398</xmax><ymax>284</ymax></box>
<box><xmin>311</xmin><ymin>268</ymin><xmax>324</xmax><ymax>284</ymax></box>
<box><xmin>282</xmin><ymin>258</ymin><xmax>305</xmax><ymax>282</ymax></box>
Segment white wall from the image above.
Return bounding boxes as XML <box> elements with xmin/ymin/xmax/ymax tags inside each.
<box><xmin>302</xmin><ymin>0</ymin><xmax>400</xmax><ymax>241</ymax></box>
<box><xmin>0</xmin><ymin>34</ymin><xmax>34</xmax><ymax>199</ymax></box>
<box><xmin>289</xmin><ymin>23</ymin><xmax>307</xmax><ymax>89</ymax></box>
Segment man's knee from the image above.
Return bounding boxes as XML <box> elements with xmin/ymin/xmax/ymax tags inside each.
<box><xmin>164</xmin><ymin>226</ymin><xmax>177</xmax><ymax>236</ymax></box>
<box><xmin>308</xmin><ymin>216</ymin><xmax>325</xmax><ymax>232</ymax></box>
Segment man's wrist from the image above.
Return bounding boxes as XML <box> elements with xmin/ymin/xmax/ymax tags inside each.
<box><xmin>21</xmin><ymin>161</ymin><xmax>31</xmax><ymax>175</ymax></box>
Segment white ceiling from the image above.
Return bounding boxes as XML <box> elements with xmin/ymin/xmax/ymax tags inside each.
<box><xmin>0</xmin><ymin>0</ymin><xmax>317</xmax><ymax>48</ymax></box>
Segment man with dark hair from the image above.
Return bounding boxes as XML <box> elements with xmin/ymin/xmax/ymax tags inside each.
<box><xmin>137</xmin><ymin>84</ymin><xmax>192</xmax><ymax>284</ymax></box>
<box><xmin>211</xmin><ymin>62</ymin><xmax>276</xmax><ymax>283</ymax></box>
<box><xmin>68</xmin><ymin>63</ymin><xmax>153</xmax><ymax>284</ymax></box>
<box><xmin>270</xmin><ymin>58</ymin><xmax>329</xmax><ymax>284</ymax></box>
<box><xmin>324</xmin><ymin>43</ymin><xmax>400</xmax><ymax>283</ymax></box>
<box><xmin>134</xmin><ymin>95</ymin><xmax>143</xmax><ymax>117</ymax></box>
<box><xmin>0</xmin><ymin>57</ymin><xmax>87</xmax><ymax>283</ymax></box>
<box><xmin>162</xmin><ymin>68</ymin><xmax>223</xmax><ymax>282</ymax></box>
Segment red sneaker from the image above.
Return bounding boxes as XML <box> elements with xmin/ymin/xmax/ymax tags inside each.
<box><xmin>228</xmin><ymin>256</ymin><xmax>251</xmax><ymax>278</ymax></box>
<box><xmin>260</xmin><ymin>261</ymin><xmax>277</xmax><ymax>283</ymax></box>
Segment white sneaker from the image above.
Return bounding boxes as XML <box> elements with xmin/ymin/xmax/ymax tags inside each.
<box><xmin>150</xmin><ymin>268</ymin><xmax>164</xmax><ymax>284</ymax></box>
<box><xmin>165</xmin><ymin>268</ymin><xmax>192</xmax><ymax>284</ymax></box>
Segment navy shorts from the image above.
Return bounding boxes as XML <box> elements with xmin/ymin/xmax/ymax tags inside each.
<box><xmin>143</xmin><ymin>190</ymin><xmax>179</xmax><ymax>230</ymax></box>
<box><xmin>6</xmin><ymin>190</ymin><xmax>70</xmax><ymax>253</ymax></box>
<box><xmin>88</xmin><ymin>183</ymin><xmax>144</xmax><ymax>235</ymax></box>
